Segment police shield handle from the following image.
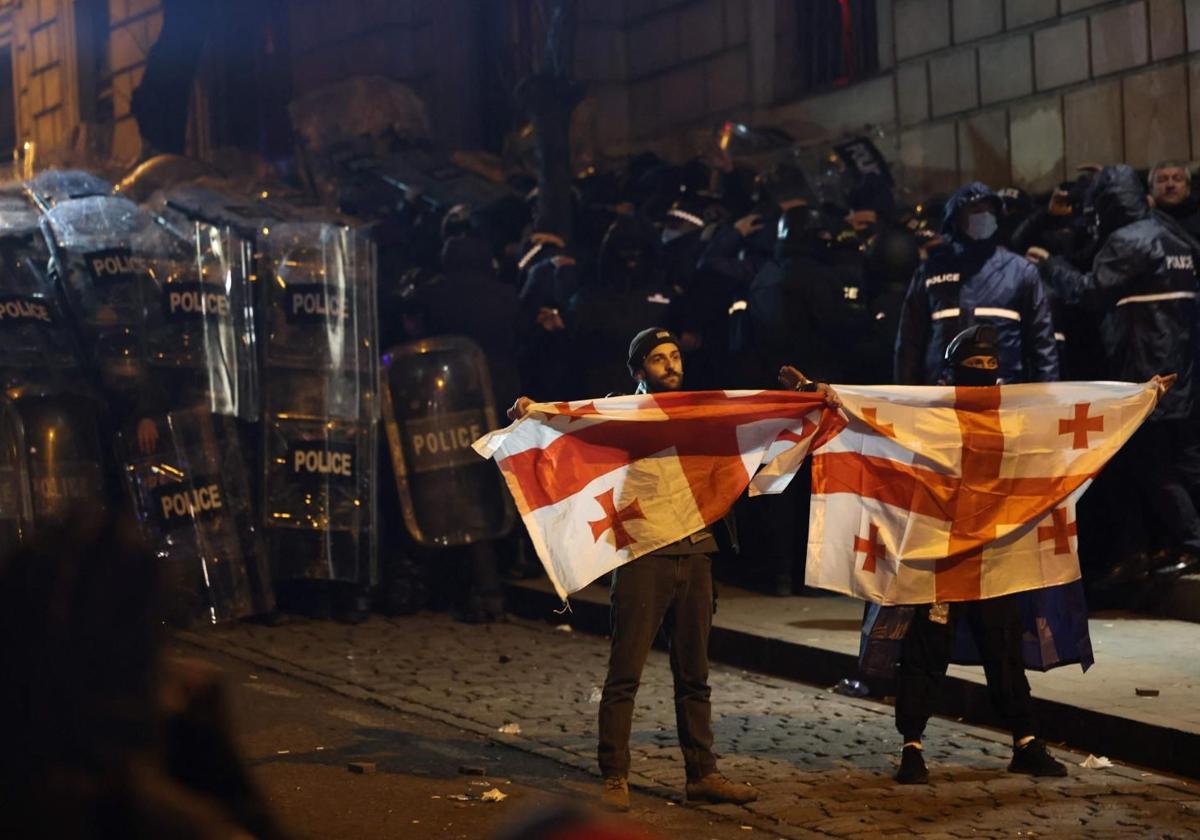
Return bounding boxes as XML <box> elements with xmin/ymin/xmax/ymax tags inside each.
<box><xmin>508</xmin><ymin>396</ymin><xmax>535</xmax><ymax>422</ymax></box>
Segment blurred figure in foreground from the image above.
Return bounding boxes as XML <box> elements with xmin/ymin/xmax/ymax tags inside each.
<box><xmin>0</xmin><ymin>513</ymin><xmax>283</xmax><ymax>840</ymax></box>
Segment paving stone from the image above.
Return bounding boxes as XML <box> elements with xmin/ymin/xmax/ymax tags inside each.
<box><xmin>180</xmin><ymin>616</ymin><xmax>1200</xmax><ymax>839</ymax></box>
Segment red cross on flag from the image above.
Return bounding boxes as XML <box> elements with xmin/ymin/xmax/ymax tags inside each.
<box><xmin>473</xmin><ymin>390</ymin><xmax>841</xmax><ymax>598</ymax></box>
<box><xmin>804</xmin><ymin>381</ymin><xmax>1158</xmax><ymax>604</ymax></box>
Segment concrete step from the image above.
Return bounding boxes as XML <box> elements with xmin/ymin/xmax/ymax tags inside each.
<box><xmin>1147</xmin><ymin>573</ymin><xmax>1200</xmax><ymax>623</ymax></box>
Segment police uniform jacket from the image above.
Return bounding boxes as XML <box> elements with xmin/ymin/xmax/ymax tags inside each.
<box><xmin>895</xmin><ymin>182</ymin><xmax>1060</xmax><ymax>385</ymax></box>
<box><xmin>1040</xmin><ymin>165</ymin><xmax>1198</xmax><ymax>420</ymax></box>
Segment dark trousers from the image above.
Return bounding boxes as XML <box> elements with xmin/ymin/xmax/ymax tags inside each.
<box><xmin>597</xmin><ymin>553</ymin><xmax>717</xmax><ymax>782</ymax></box>
<box><xmin>895</xmin><ymin>595</ymin><xmax>1035</xmax><ymax>743</ymax></box>
<box><xmin>1119</xmin><ymin>420</ymin><xmax>1200</xmax><ymax>555</ymax></box>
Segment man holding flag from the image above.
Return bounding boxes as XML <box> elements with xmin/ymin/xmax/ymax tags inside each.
<box><xmin>479</xmin><ymin>331</ymin><xmax>1164</xmax><ymax>795</ymax></box>
<box><xmin>504</xmin><ymin>328</ymin><xmax>835</xmax><ymax>811</ymax></box>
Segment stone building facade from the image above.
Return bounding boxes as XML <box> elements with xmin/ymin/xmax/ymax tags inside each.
<box><xmin>566</xmin><ymin>0</ymin><xmax>1200</xmax><ymax>196</ymax></box>
<box><xmin>0</xmin><ymin>0</ymin><xmax>1197</xmax><ymax>196</ymax></box>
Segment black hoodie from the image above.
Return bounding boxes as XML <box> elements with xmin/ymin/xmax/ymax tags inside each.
<box><xmin>1041</xmin><ymin>165</ymin><xmax>1198</xmax><ymax>419</ymax></box>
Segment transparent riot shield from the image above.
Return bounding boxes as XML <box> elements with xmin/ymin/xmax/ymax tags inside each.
<box><xmin>260</xmin><ymin>223</ymin><xmax>378</xmax><ymax>584</ymax></box>
<box><xmin>141</xmin><ymin>221</ymin><xmax>258</xmax><ymax>420</ymax></box>
<box><xmin>40</xmin><ymin>195</ymin><xmax>161</xmax><ymax>407</ymax></box>
<box><xmin>0</xmin><ymin>224</ymin><xmax>85</xmax><ymax>391</ymax></box>
<box><xmin>16</xmin><ymin>395</ymin><xmax>107</xmax><ymax>525</ymax></box>
<box><xmin>25</xmin><ymin>169</ymin><xmax>113</xmax><ymax>210</ymax></box>
<box><xmin>0</xmin><ymin>396</ymin><xmax>32</xmax><ymax>558</ymax></box>
<box><xmin>120</xmin><ymin>407</ymin><xmax>272</xmax><ymax>626</ymax></box>
<box><xmin>382</xmin><ymin>336</ymin><xmax>514</xmax><ymax>546</ymax></box>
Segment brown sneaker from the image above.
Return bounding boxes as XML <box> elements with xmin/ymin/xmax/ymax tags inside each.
<box><xmin>685</xmin><ymin>773</ymin><xmax>759</xmax><ymax>805</ymax></box>
<box><xmin>600</xmin><ymin>776</ymin><xmax>630</xmax><ymax>811</ymax></box>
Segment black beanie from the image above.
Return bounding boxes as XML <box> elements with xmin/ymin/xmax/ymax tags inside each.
<box><xmin>627</xmin><ymin>327</ymin><xmax>680</xmax><ymax>377</ymax></box>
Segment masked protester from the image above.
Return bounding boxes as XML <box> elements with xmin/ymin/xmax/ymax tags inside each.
<box><xmin>1148</xmin><ymin>160</ymin><xmax>1200</xmax><ymax>239</ymax></box>
<box><xmin>895</xmin><ymin>182</ymin><xmax>1059</xmax><ymax>386</ymax></box>
<box><xmin>888</xmin><ymin>325</ymin><xmax>1069</xmax><ymax>785</ymax></box>
<box><xmin>1035</xmin><ymin>165</ymin><xmax>1200</xmax><ymax>582</ymax></box>
<box><xmin>505</xmin><ymin>328</ymin><xmax>758</xmax><ymax>813</ymax></box>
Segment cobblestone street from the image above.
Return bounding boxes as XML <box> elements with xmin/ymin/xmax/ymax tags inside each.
<box><xmin>183</xmin><ymin>614</ymin><xmax>1199</xmax><ymax>839</ymax></box>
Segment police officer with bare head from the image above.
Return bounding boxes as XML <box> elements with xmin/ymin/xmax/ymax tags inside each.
<box><xmin>1148</xmin><ymin>160</ymin><xmax>1200</xmax><ymax>239</ymax></box>
<box><xmin>1032</xmin><ymin>164</ymin><xmax>1200</xmax><ymax>581</ymax></box>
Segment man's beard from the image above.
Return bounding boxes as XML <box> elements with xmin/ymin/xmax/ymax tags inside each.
<box><xmin>645</xmin><ymin>371</ymin><xmax>683</xmax><ymax>392</ymax></box>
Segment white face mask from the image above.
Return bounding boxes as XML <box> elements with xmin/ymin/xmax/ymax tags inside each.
<box><xmin>964</xmin><ymin>211</ymin><xmax>998</xmax><ymax>241</ymax></box>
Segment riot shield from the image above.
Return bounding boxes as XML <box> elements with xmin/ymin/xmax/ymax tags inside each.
<box><xmin>25</xmin><ymin>169</ymin><xmax>113</xmax><ymax>210</ymax></box>
<box><xmin>259</xmin><ymin>223</ymin><xmax>378</xmax><ymax>584</ymax></box>
<box><xmin>0</xmin><ymin>396</ymin><xmax>32</xmax><ymax>557</ymax></box>
<box><xmin>0</xmin><ymin>222</ymin><xmax>86</xmax><ymax>391</ymax></box>
<box><xmin>39</xmin><ymin>195</ymin><xmax>161</xmax><ymax>410</ymax></box>
<box><xmin>120</xmin><ymin>407</ymin><xmax>272</xmax><ymax>626</ymax></box>
<box><xmin>141</xmin><ymin>221</ymin><xmax>258</xmax><ymax>420</ymax></box>
<box><xmin>16</xmin><ymin>395</ymin><xmax>108</xmax><ymax>525</ymax></box>
<box><xmin>382</xmin><ymin>336</ymin><xmax>514</xmax><ymax>546</ymax></box>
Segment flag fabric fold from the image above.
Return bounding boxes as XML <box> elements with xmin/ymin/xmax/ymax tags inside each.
<box><xmin>806</xmin><ymin>381</ymin><xmax>1158</xmax><ymax>604</ymax></box>
<box><xmin>475</xmin><ymin>383</ymin><xmax>1157</xmax><ymax>605</ymax></box>
<box><xmin>473</xmin><ymin>390</ymin><xmax>839</xmax><ymax>598</ymax></box>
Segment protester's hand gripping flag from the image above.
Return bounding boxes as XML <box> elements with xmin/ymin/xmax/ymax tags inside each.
<box><xmin>475</xmin><ymin>383</ymin><xmax>1158</xmax><ymax>603</ymax></box>
<box><xmin>805</xmin><ymin>381</ymin><xmax>1158</xmax><ymax>604</ymax></box>
<box><xmin>472</xmin><ymin>391</ymin><xmax>840</xmax><ymax>599</ymax></box>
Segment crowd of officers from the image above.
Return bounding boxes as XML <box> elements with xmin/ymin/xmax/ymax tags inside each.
<box><xmin>396</xmin><ymin>153</ymin><xmax>1200</xmax><ymax>607</ymax></box>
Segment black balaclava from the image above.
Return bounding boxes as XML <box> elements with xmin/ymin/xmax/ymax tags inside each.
<box><xmin>945</xmin><ymin>324</ymin><xmax>1000</xmax><ymax>386</ymax></box>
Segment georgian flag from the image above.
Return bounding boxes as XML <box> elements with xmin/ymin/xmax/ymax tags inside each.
<box><xmin>806</xmin><ymin>382</ymin><xmax>1157</xmax><ymax>604</ymax></box>
<box><xmin>475</xmin><ymin>383</ymin><xmax>1158</xmax><ymax>604</ymax></box>
<box><xmin>472</xmin><ymin>391</ymin><xmax>840</xmax><ymax>599</ymax></box>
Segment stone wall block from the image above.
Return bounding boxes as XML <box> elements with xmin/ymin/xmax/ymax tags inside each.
<box><xmin>1149</xmin><ymin>0</ymin><xmax>1186</xmax><ymax>59</ymax></box>
<box><xmin>658</xmin><ymin>63</ymin><xmax>708</xmax><ymax>126</ymax></box>
<box><xmin>958</xmin><ymin>109</ymin><xmax>1011</xmax><ymax>187</ymax></box>
<box><xmin>1034</xmin><ymin>18</ymin><xmax>1090</xmax><ymax>90</ymax></box>
<box><xmin>705</xmin><ymin>48</ymin><xmax>750</xmax><ymax>113</ymax></box>
<box><xmin>953</xmin><ymin>0</ymin><xmax>1003</xmax><ymax>42</ymax></box>
<box><xmin>1006</xmin><ymin>0</ymin><xmax>1058</xmax><ymax>29</ymax></box>
<box><xmin>1064</xmin><ymin>79</ymin><xmax>1125</xmax><ymax>171</ymax></box>
<box><xmin>1123</xmin><ymin>63</ymin><xmax>1190</xmax><ymax>168</ymax></box>
<box><xmin>894</xmin><ymin>0</ymin><xmax>951</xmax><ymax>59</ymax></box>
<box><xmin>929</xmin><ymin>49</ymin><xmax>979</xmax><ymax>116</ymax></box>
<box><xmin>1010</xmin><ymin>96</ymin><xmax>1066</xmax><ymax>193</ymax></box>
<box><xmin>628</xmin><ymin>13</ymin><xmax>680</xmax><ymax>78</ymax></box>
<box><xmin>980</xmin><ymin>34</ymin><xmax>1033</xmax><ymax>103</ymax></box>
<box><xmin>1090</xmin><ymin>2</ymin><xmax>1149</xmax><ymax>77</ymax></box>
<box><xmin>899</xmin><ymin>121</ymin><xmax>960</xmax><ymax>194</ymax></box>
<box><xmin>897</xmin><ymin>60</ymin><xmax>930</xmax><ymax>125</ymax></box>
<box><xmin>678</xmin><ymin>0</ymin><xmax>725</xmax><ymax>62</ymax></box>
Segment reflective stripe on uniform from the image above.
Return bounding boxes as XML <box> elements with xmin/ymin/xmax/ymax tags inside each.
<box><xmin>517</xmin><ymin>242</ymin><xmax>546</xmax><ymax>271</ymax></box>
<box><xmin>1115</xmin><ymin>291</ymin><xmax>1198</xmax><ymax>307</ymax></box>
<box><xmin>931</xmin><ymin>307</ymin><xmax>960</xmax><ymax>320</ymax></box>
<box><xmin>974</xmin><ymin>307</ymin><xmax>1021</xmax><ymax>321</ymax></box>
<box><xmin>667</xmin><ymin>208</ymin><xmax>705</xmax><ymax>227</ymax></box>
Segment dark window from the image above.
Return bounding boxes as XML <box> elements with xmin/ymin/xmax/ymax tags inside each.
<box><xmin>795</xmin><ymin>0</ymin><xmax>879</xmax><ymax>94</ymax></box>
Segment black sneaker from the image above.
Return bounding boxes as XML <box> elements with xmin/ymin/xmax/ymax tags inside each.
<box><xmin>1009</xmin><ymin>738</ymin><xmax>1068</xmax><ymax>777</ymax></box>
<box><xmin>894</xmin><ymin>745</ymin><xmax>928</xmax><ymax>784</ymax></box>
